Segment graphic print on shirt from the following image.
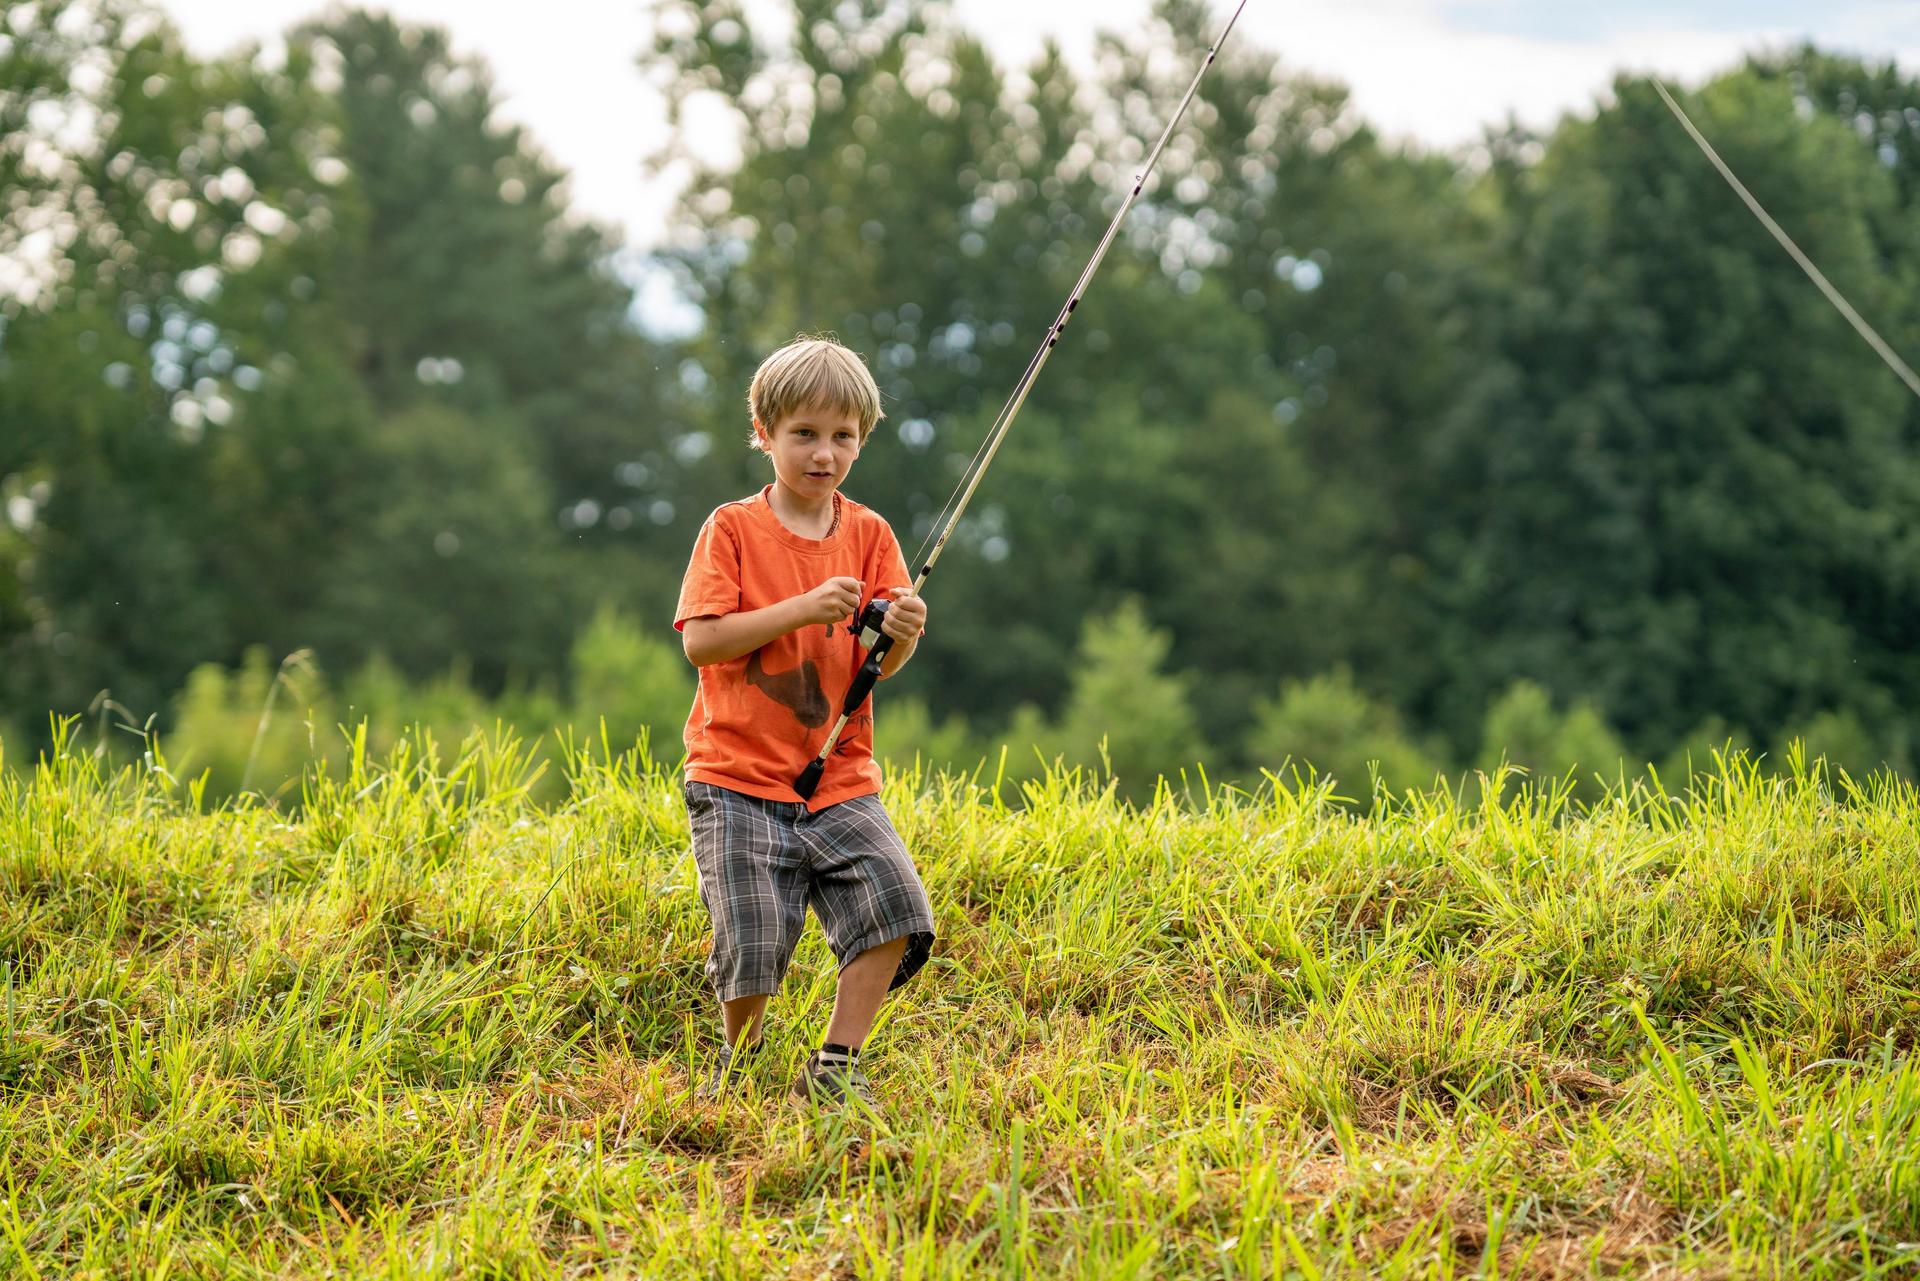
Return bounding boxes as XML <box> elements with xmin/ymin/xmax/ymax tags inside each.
<box><xmin>835</xmin><ymin>712</ymin><xmax>872</xmax><ymax>753</ymax></box>
<box><xmin>746</xmin><ymin>650</ymin><xmax>829</xmax><ymax>727</ymax></box>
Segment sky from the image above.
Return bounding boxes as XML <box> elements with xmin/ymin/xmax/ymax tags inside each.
<box><xmin>162</xmin><ymin>0</ymin><xmax>1920</xmax><ymax>303</ymax></box>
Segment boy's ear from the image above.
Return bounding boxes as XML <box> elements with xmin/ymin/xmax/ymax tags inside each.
<box><xmin>751</xmin><ymin>417</ymin><xmax>769</xmax><ymax>450</ymax></box>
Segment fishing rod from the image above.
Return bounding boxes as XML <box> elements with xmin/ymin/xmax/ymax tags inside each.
<box><xmin>794</xmin><ymin>0</ymin><xmax>1252</xmax><ymax>799</ymax></box>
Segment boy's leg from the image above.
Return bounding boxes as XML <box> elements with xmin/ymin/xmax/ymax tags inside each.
<box><xmin>798</xmin><ymin>794</ymin><xmax>936</xmax><ymax>1006</ymax></box>
<box><xmin>790</xmin><ymin>795</ymin><xmax>935</xmax><ymax>1105</ymax></box>
<box><xmin>723</xmin><ymin>993</ymin><xmax>771</xmax><ymax>1047</ymax></box>
<box><xmin>686</xmin><ymin>782</ymin><xmax>810</xmax><ymax>1047</ymax></box>
<box><xmin>701</xmin><ymin>992</ymin><xmax>770</xmax><ymax>1099</ymax></box>
<box><xmin>824</xmin><ymin>935</ymin><xmax>909</xmax><ymax>1049</ymax></box>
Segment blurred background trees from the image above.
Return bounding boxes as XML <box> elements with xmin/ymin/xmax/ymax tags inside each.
<box><xmin>4</xmin><ymin>0</ymin><xmax>1918</xmax><ymax>802</ymax></box>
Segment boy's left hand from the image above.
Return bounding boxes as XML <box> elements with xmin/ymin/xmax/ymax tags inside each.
<box><xmin>880</xmin><ymin>587</ymin><xmax>927</xmax><ymax>643</ymax></box>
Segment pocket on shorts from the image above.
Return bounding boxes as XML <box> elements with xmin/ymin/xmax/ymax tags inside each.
<box><xmin>683</xmin><ymin>782</ymin><xmax>718</xmax><ymax>898</ymax></box>
<box><xmin>685</xmin><ymin>780</ymin><xmax>722</xmax><ymax>819</ymax></box>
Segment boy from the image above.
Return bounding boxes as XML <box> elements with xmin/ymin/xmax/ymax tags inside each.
<box><xmin>675</xmin><ymin>335</ymin><xmax>935</xmax><ymax>1109</ymax></box>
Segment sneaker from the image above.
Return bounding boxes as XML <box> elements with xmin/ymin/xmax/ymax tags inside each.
<box><xmin>694</xmin><ymin>1040</ymin><xmax>760</xmax><ymax>1101</ymax></box>
<box><xmin>790</xmin><ymin>1051</ymin><xmax>877</xmax><ymax>1110</ymax></box>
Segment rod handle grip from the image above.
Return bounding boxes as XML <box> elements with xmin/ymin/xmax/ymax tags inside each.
<box><xmin>792</xmin><ymin>633</ymin><xmax>896</xmax><ymax>800</ymax></box>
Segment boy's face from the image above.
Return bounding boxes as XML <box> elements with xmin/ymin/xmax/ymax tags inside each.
<box><xmin>756</xmin><ymin>402</ymin><xmax>864</xmax><ymax>500</ymax></box>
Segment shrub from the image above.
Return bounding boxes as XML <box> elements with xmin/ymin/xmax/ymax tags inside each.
<box><xmin>1655</xmin><ymin>716</ymin><xmax>1755</xmax><ymax>794</ymax></box>
<box><xmin>1770</xmin><ymin>708</ymin><xmax>1909</xmax><ymax>784</ymax></box>
<box><xmin>565</xmin><ymin>606</ymin><xmax>693</xmax><ymax>758</ymax></box>
<box><xmin>1476</xmin><ymin>680</ymin><xmax>1625</xmax><ymax>798</ymax></box>
<box><xmin>1051</xmin><ymin>599</ymin><xmax>1207</xmax><ymax>800</ymax></box>
<box><xmin>169</xmin><ymin>648</ymin><xmax>330</xmax><ymax>801</ymax></box>
<box><xmin>1245</xmin><ymin>668</ymin><xmax>1444</xmax><ymax>800</ymax></box>
<box><xmin>875</xmin><ymin>696</ymin><xmax>980</xmax><ymax>779</ymax></box>
<box><xmin>338</xmin><ymin>654</ymin><xmax>493</xmax><ymax>765</ymax></box>
<box><xmin>973</xmin><ymin>704</ymin><xmax>1062</xmax><ymax>797</ymax></box>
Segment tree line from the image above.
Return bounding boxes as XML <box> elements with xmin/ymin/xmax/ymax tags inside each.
<box><xmin>4</xmin><ymin>0</ymin><xmax>1918</xmax><ymax>795</ymax></box>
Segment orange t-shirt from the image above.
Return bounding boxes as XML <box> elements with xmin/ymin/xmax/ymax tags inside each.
<box><xmin>674</xmin><ymin>485</ymin><xmax>912</xmax><ymax>810</ymax></box>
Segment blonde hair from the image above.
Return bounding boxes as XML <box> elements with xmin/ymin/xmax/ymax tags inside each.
<box><xmin>747</xmin><ymin>334</ymin><xmax>884</xmax><ymax>449</ymax></box>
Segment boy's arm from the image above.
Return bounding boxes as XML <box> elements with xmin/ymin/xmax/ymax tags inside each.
<box><xmin>681</xmin><ymin>600</ymin><xmax>807</xmax><ymax>667</ymax></box>
<box><xmin>878</xmin><ymin>632</ymin><xmax>917</xmax><ymax>678</ymax></box>
<box><xmin>682</xmin><ymin>576</ymin><xmax>863</xmax><ymax>666</ymax></box>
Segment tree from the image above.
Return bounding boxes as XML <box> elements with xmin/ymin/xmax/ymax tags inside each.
<box><xmin>1477</xmin><ymin>680</ymin><xmax>1625</xmax><ymax>797</ymax></box>
<box><xmin>290</xmin><ymin>10</ymin><xmax>667</xmax><ymax>513</ymax></box>
<box><xmin>1051</xmin><ymin>598</ymin><xmax>1206</xmax><ymax>798</ymax></box>
<box><xmin>639</xmin><ymin>0</ymin><xmax>1476</xmax><ymax>751</ymax></box>
<box><xmin>565</xmin><ymin>605</ymin><xmax>694</xmax><ymax>755</ymax></box>
<box><xmin>0</xmin><ymin>4</ymin><xmax>683</xmax><ymax>737</ymax></box>
<box><xmin>1421</xmin><ymin>71</ymin><xmax>1920</xmax><ymax>757</ymax></box>
<box><xmin>309</xmin><ymin>404</ymin><xmax>579</xmax><ymax>684</ymax></box>
<box><xmin>1246</xmin><ymin>668</ymin><xmax>1443</xmax><ymax>798</ymax></box>
<box><xmin>0</xmin><ymin>1</ymin><xmax>352</xmax><ymax>721</ymax></box>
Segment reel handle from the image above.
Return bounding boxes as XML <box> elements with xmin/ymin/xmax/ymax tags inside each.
<box><xmin>792</xmin><ymin>597</ymin><xmax>898</xmax><ymax>800</ymax></box>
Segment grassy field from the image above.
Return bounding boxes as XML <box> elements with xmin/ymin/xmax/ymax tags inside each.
<box><xmin>4</xmin><ymin>726</ymin><xmax>1920</xmax><ymax>1279</ymax></box>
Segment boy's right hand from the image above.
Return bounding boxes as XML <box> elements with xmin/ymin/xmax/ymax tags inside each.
<box><xmin>796</xmin><ymin>577</ymin><xmax>863</xmax><ymax>627</ymax></box>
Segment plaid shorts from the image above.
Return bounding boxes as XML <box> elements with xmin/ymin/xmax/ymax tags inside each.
<box><xmin>684</xmin><ymin>781</ymin><xmax>936</xmax><ymax>1002</ymax></box>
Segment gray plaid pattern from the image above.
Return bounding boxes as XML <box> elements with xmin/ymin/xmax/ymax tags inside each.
<box><xmin>685</xmin><ymin>782</ymin><xmax>936</xmax><ymax>1002</ymax></box>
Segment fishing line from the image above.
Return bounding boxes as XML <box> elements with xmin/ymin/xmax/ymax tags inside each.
<box><xmin>1651</xmin><ymin>76</ymin><xmax>1920</xmax><ymax>401</ymax></box>
<box><xmin>906</xmin><ymin>338</ymin><xmax>1049</xmax><ymax>574</ymax></box>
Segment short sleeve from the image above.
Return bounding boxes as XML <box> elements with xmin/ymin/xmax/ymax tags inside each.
<box><xmin>674</xmin><ymin>514</ymin><xmax>744</xmax><ymax>631</ymax></box>
<box><xmin>868</xmin><ymin>520</ymin><xmax>923</xmax><ymax>634</ymax></box>
<box><xmin>869</xmin><ymin>520</ymin><xmax>911</xmax><ymax>593</ymax></box>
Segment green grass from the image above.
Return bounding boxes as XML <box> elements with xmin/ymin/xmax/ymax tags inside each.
<box><xmin>5</xmin><ymin>725</ymin><xmax>1920</xmax><ymax>1278</ymax></box>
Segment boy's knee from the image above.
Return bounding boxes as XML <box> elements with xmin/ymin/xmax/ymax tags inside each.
<box><xmin>834</xmin><ymin>929</ymin><xmax>933</xmax><ymax>992</ymax></box>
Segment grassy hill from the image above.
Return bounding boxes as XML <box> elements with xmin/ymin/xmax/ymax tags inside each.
<box><xmin>4</xmin><ymin>728</ymin><xmax>1919</xmax><ymax>1278</ymax></box>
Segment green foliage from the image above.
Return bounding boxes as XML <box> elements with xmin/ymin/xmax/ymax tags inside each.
<box><xmin>0</xmin><ymin>2</ymin><xmax>351</xmax><ymax>719</ymax></box>
<box><xmin>170</xmin><ymin>649</ymin><xmax>331</xmax><ymax>800</ymax></box>
<box><xmin>873</xmin><ymin>695</ymin><xmax>981</xmax><ymax>779</ymax></box>
<box><xmin>284</xmin><ymin>8</ymin><xmax>666</xmax><ymax>512</ymax></box>
<box><xmin>1049</xmin><ymin>599</ymin><xmax>1206</xmax><ymax>799</ymax></box>
<box><xmin>0</xmin><ymin>2</ymin><xmax>666</xmax><ymax>729</ymax></box>
<box><xmin>1771</xmin><ymin>709</ymin><xmax>1911</xmax><ymax>785</ymax></box>
<box><xmin>1655</xmin><ymin>716</ymin><xmax>1755</xmax><ymax>795</ymax></box>
<box><xmin>972</xmin><ymin>703</ymin><xmax>1061</xmax><ymax>796</ymax></box>
<box><xmin>1422</xmin><ymin>68</ymin><xmax>1920</xmax><ymax>756</ymax></box>
<box><xmin>644</xmin><ymin>0</ymin><xmax>1391</xmax><ymax>751</ymax></box>
<box><xmin>353</xmin><ymin>661</ymin><xmax>493</xmax><ymax>760</ymax></box>
<box><xmin>1477</xmin><ymin>680</ymin><xmax>1626</xmax><ymax>797</ymax></box>
<box><xmin>165</xmin><ymin>610</ymin><xmax>696</xmax><ymax>805</ymax></box>
<box><xmin>6</xmin><ymin>0</ymin><xmax>1920</xmax><ymax>818</ymax></box>
<box><xmin>1246</xmin><ymin>668</ymin><xmax>1443</xmax><ymax>798</ymax></box>
<box><xmin>564</xmin><ymin>606</ymin><xmax>694</xmax><ymax>758</ymax></box>
<box><xmin>312</xmin><ymin>405</ymin><xmax>578</xmax><ymax>685</ymax></box>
